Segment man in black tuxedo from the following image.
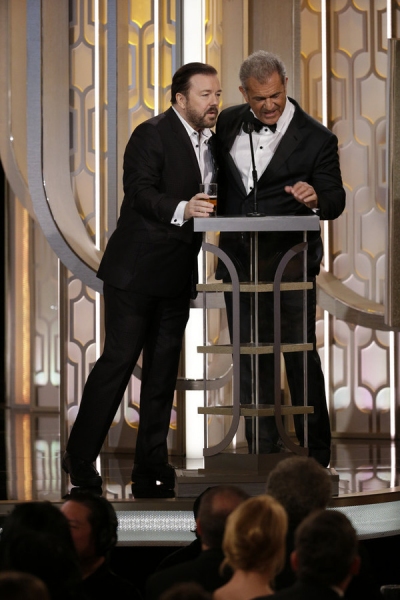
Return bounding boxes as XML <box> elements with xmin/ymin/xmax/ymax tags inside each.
<box><xmin>63</xmin><ymin>62</ymin><xmax>221</xmax><ymax>497</ymax></box>
<box><xmin>146</xmin><ymin>485</ymin><xmax>249</xmax><ymax>599</ymax></box>
<box><xmin>215</xmin><ymin>51</ymin><xmax>346</xmax><ymax>467</ymax></box>
<box><xmin>255</xmin><ymin>510</ymin><xmax>360</xmax><ymax>600</ymax></box>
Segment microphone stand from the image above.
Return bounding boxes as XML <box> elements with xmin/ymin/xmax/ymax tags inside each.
<box><xmin>245</xmin><ymin>123</ymin><xmax>264</xmax><ymax>218</ymax></box>
<box><xmin>242</xmin><ymin>114</ymin><xmax>263</xmax><ymax>452</ymax></box>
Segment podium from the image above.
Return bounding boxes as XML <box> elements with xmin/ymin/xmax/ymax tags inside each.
<box><xmin>175</xmin><ymin>215</ymin><xmax>336</xmax><ymax>497</ymax></box>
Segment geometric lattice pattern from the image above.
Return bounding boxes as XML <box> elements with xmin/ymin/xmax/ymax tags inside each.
<box><xmin>302</xmin><ymin>0</ymin><xmax>393</xmax><ymax>435</ymax></box>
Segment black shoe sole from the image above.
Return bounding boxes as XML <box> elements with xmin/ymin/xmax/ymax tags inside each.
<box><xmin>131</xmin><ymin>483</ymin><xmax>175</xmax><ymax>499</ymax></box>
<box><xmin>62</xmin><ymin>459</ymin><xmax>103</xmax><ymax>488</ymax></box>
<box><xmin>131</xmin><ymin>464</ymin><xmax>176</xmax><ymax>489</ymax></box>
<box><xmin>69</xmin><ymin>479</ymin><xmax>103</xmax><ymax>488</ymax></box>
<box><xmin>131</xmin><ymin>473</ymin><xmax>175</xmax><ymax>489</ymax></box>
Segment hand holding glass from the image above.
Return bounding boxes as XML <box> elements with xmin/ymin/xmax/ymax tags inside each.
<box><xmin>199</xmin><ymin>183</ymin><xmax>217</xmax><ymax>216</ymax></box>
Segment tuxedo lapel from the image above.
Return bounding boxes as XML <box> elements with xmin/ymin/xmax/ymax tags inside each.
<box><xmin>206</xmin><ymin>134</ymin><xmax>219</xmax><ymax>181</ymax></box>
<box><xmin>219</xmin><ymin>104</ymin><xmax>250</xmax><ymax>196</ymax></box>
<box><xmin>228</xmin><ymin>153</ymin><xmax>247</xmax><ymax>195</ymax></box>
<box><xmin>222</xmin><ymin>106</ymin><xmax>247</xmax><ymax>152</ymax></box>
<box><xmin>259</xmin><ymin>102</ymin><xmax>304</xmax><ymax>185</ymax></box>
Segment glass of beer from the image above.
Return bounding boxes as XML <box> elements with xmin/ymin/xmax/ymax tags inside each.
<box><xmin>199</xmin><ymin>182</ymin><xmax>217</xmax><ymax>216</ymax></box>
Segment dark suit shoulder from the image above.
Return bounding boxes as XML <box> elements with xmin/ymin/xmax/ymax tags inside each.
<box><xmin>122</xmin><ymin>110</ymin><xmax>180</xmax><ymax>161</ymax></box>
<box><xmin>261</xmin><ymin>580</ymin><xmax>342</xmax><ymax>599</ymax></box>
<box><xmin>133</xmin><ymin>107</ymin><xmax>184</xmax><ymax>135</ymax></box>
<box><xmin>289</xmin><ymin>97</ymin><xmax>337</xmax><ymax>139</ymax></box>
<box><xmin>146</xmin><ymin>548</ymin><xmax>228</xmax><ymax>600</ymax></box>
<box><xmin>219</xmin><ymin>103</ymin><xmax>248</xmax><ymax>119</ymax></box>
<box><xmin>217</xmin><ymin>104</ymin><xmax>247</xmax><ymax>128</ymax></box>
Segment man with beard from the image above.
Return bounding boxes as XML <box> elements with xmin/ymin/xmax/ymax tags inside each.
<box><xmin>63</xmin><ymin>62</ymin><xmax>221</xmax><ymax>498</ymax></box>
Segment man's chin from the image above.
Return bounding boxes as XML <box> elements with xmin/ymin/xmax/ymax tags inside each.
<box><xmin>205</xmin><ymin>115</ymin><xmax>218</xmax><ymax>127</ymax></box>
<box><xmin>259</xmin><ymin>114</ymin><xmax>277</xmax><ymax>124</ymax></box>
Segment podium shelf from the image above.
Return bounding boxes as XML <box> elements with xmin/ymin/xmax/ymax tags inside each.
<box><xmin>198</xmin><ymin>404</ymin><xmax>314</xmax><ymax>417</ymax></box>
<box><xmin>197</xmin><ymin>342</ymin><xmax>313</xmax><ymax>355</ymax></box>
<box><xmin>193</xmin><ymin>215</ymin><xmax>320</xmax><ymax>233</ymax></box>
<box><xmin>196</xmin><ymin>281</ymin><xmax>313</xmax><ymax>293</ymax></box>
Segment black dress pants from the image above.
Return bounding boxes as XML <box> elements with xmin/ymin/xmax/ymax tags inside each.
<box><xmin>66</xmin><ymin>283</ymin><xmax>190</xmax><ymax>466</ymax></box>
<box><xmin>221</xmin><ymin>233</ymin><xmax>331</xmax><ymax>456</ymax></box>
<box><xmin>224</xmin><ymin>283</ymin><xmax>331</xmax><ymax>454</ymax></box>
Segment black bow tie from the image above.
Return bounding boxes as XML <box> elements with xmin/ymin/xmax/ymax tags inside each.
<box><xmin>252</xmin><ymin>117</ymin><xmax>277</xmax><ymax>133</ymax></box>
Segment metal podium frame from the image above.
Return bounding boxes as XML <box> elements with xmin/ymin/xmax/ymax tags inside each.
<box><xmin>193</xmin><ymin>215</ymin><xmax>320</xmax><ymax>465</ymax></box>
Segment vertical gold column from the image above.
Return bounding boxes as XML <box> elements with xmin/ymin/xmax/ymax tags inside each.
<box><xmin>11</xmin><ymin>203</ymin><xmax>32</xmax><ymax>406</ymax></box>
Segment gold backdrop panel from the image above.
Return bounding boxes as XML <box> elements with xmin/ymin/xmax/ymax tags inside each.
<box><xmin>301</xmin><ymin>0</ymin><xmax>393</xmax><ymax>435</ymax></box>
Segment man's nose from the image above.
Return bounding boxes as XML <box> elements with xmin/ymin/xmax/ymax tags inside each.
<box><xmin>263</xmin><ymin>97</ymin><xmax>274</xmax><ymax>109</ymax></box>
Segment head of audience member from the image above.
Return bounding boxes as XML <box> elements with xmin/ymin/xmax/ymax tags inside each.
<box><xmin>266</xmin><ymin>456</ymin><xmax>332</xmax><ymax>531</ymax></box>
<box><xmin>196</xmin><ymin>485</ymin><xmax>249</xmax><ymax>550</ymax></box>
<box><xmin>0</xmin><ymin>571</ymin><xmax>50</xmax><ymax>600</ymax></box>
<box><xmin>191</xmin><ymin>487</ymin><xmax>211</xmax><ymax>540</ymax></box>
<box><xmin>170</xmin><ymin>62</ymin><xmax>221</xmax><ymax>131</ymax></box>
<box><xmin>238</xmin><ymin>50</ymin><xmax>287</xmax><ymax>126</ymax></box>
<box><xmin>222</xmin><ymin>494</ymin><xmax>287</xmax><ymax>581</ymax></box>
<box><xmin>159</xmin><ymin>581</ymin><xmax>211</xmax><ymax>600</ymax></box>
<box><xmin>0</xmin><ymin>501</ymin><xmax>82</xmax><ymax>600</ymax></box>
<box><xmin>61</xmin><ymin>490</ymin><xmax>118</xmax><ymax>578</ymax></box>
<box><xmin>291</xmin><ymin>509</ymin><xmax>360</xmax><ymax>592</ymax></box>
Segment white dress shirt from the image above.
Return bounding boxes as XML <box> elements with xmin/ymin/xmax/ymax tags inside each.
<box><xmin>171</xmin><ymin>107</ymin><xmax>214</xmax><ymax>226</ymax></box>
<box><xmin>230</xmin><ymin>98</ymin><xmax>295</xmax><ymax>194</ymax></box>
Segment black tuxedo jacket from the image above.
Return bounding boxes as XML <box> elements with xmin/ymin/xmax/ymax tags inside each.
<box><xmin>254</xmin><ymin>580</ymin><xmax>343</xmax><ymax>599</ymax></box>
<box><xmin>215</xmin><ymin>99</ymin><xmax>346</xmax><ymax>278</ymax></box>
<box><xmin>98</xmin><ymin>107</ymin><xmax>206</xmax><ymax>297</ymax></box>
<box><xmin>145</xmin><ymin>548</ymin><xmax>230</xmax><ymax>600</ymax></box>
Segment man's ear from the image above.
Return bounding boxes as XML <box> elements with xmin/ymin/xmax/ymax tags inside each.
<box><xmin>350</xmin><ymin>555</ymin><xmax>361</xmax><ymax>577</ymax></box>
<box><xmin>195</xmin><ymin>517</ymin><xmax>202</xmax><ymax>538</ymax></box>
<box><xmin>290</xmin><ymin>550</ymin><xmax>299</xmax><ymax>572</ymax></box>
<box><xmin>239</xmin><ymin>86</ymin><xmax>248</xmax><ymax>102</ymax></box>
<box><xmin>175</xmin><ymin>92</ymin><xmax>187</xmax><ymax>110</ymax></box>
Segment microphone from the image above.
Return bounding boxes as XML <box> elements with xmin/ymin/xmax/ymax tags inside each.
<box><xmin>242</xmin><ymin>110</ymin><xmax>256</xmax><ymax>135</ymax></box>
<box><xmin>243</xmin><ymin>112</ymin><xmax>264</xmax><ymax>216</ymax></box>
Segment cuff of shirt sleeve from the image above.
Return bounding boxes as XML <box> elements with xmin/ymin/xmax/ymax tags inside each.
<box><xmin>171</xmin><ymin>201</ymin><xmax>188</xmax><ymax>226</ymax></box>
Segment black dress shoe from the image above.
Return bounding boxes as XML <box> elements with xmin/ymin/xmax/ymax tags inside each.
<box><xmin>131</xmin><ymin>483</ymin><xmax>175</xmax><ymax>499</ymax></box>
<box><xmin>62</xmin><ymin>485</ymin><xmax>103</xmax><ymax>499</ymax></box>
<box><xmin>62</xmin><ymin>452</ymin><xmax>103</xmax><ymax>487</ymax></box>
<box><xmin>131</xmin><ymin>463</ymin><xmax>176</xmax><ymax>498</ymax></box>
<box><xmin>131</xmin><ymin>463</ymin><xmax>176</xmax><ymax>488</ymax></box>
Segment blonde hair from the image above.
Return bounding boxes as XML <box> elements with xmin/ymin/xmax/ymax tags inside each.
<box><xmin>222</xmin><ymin>494</ymin><xmax>287</xmax><ymax>577</ymax></box>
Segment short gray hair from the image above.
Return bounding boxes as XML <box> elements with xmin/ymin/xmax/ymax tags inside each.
<box><xmin>239</xmin><ymin>50</ymin><xmax>286</xmax><ymax>88</ymax></box>
<box><xmin>266</xmin><ymin>456</ymin><xmax>331</xmax><ymax>530</ymax></box>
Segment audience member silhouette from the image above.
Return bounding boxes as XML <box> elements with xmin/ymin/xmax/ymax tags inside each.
<box><xmin>154</xmin><ymin>488</ymin><xmax>210</xmax><ymax>572</ymax></box>
<box><xmin>0</xmin><ymin>571</ymin><xmax>50</xmax><ymax>600</ymax></box>
<box><xmin>266</xmin><ymin>455</ymin><xmax>381</xmax><ymax>598</ymax></box>
<box><xmin>146</xmin><ymin>485</ymin><xmax>249</xmax><ymax>600</ymax></box>
<box><xmin>214</xmin><ymin>494</ymin><xmax>288</xmax><ymax>600</ymax></box>
<box><xmin>61</xmin><ymin>489</ymin><xmax>142</xmax><ymax>599</ymax></box>
<box><xmin>255</xmin><ymin>509</ymin><xmax>360</xmax><ymax>599</ymax></box>
<box><xmin>0</xmin><ymin>501</ymin><xmax>84</xmax><ymax>600</ymax></box>
<box><xmin>159</xmin><ymin>582</ymin><xmax>212</xmax><ymax>600</ymax></box>
<box><xmin>266</xmin><ymin>456</ymin><xmax>331</xmax><ymax>589</ymax></box>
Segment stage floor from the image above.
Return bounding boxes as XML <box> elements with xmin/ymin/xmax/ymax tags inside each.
<box><xmin>1</xmin><ymin>431</ymin><xmax>400</xmax><ymax>545</ymax></box>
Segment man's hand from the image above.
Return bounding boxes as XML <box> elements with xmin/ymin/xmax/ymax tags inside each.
<box><xmin>285</xmin><ymin>182</ymin><xmax>318</xmax><ymax>210</ymax></box>
<box><xmin>184</xmin><ymin>193</ymin><xmax>214</xmax><ymax>220</ymax></box>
